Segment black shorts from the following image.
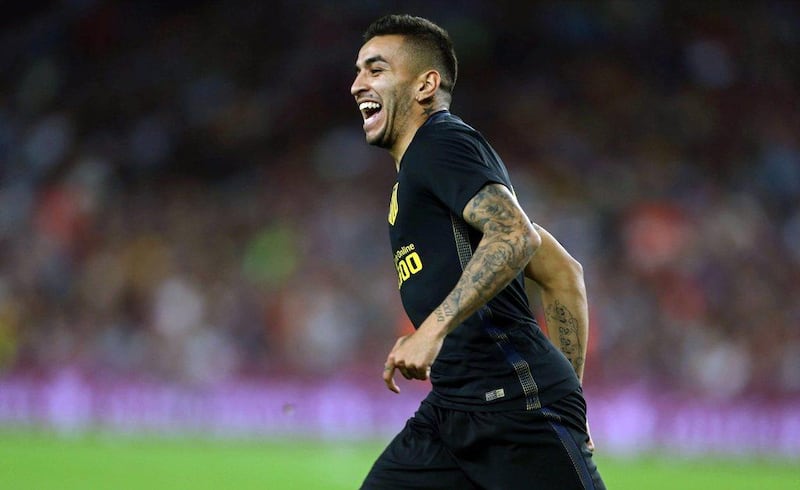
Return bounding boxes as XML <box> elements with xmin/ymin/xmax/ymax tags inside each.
<box><xmin>361</xmin><ymin>391</ymin><xmax>605</xmax><ymax>490</ymax></box>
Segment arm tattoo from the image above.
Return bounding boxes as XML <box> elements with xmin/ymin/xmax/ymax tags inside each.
<box><xmin>545</xmin><ymin>300</ymin><xmax>584</xmax><ymax>375</ymax></box>
<box><xmin>436</xmin><ymin>184</ymin><xmax>535</xmax><ymax>329</ymax></box>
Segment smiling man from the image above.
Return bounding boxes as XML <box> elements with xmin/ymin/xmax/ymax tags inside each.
<box><xmin>351</xmin><ymin>14</ymin><xmax>605</xmax><ymax>490</ymax></box>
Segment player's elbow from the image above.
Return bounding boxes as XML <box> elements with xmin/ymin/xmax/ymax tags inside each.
<box><xmin>565</xmin><ymin>254</ymin><xmax>583</xmax><ymax>282</ymax></box>
<box><xmin>542</xmin><ymin>252</ymin><xmax>585</xmax><ymax>294</ymax></box>
<box><xmin>561</xmin><ymin>254</ymin><xmax>586</xmax><ymax>294</ymax></box>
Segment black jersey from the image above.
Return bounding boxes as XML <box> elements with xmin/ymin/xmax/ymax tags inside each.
<box><xmin>388</xmin><ymin>111</ymin><xmax>580</xmax><ymax>411</ymax></box>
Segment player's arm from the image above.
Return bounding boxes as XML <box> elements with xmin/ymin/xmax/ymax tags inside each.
<box><xmin>383</xmin><ymin>183</ymin><xmax>540</xmax><ymax>391</ymax></box>
<box><xmin>524</xmin><ymin>223</ymin><xmax>588</xmax><ymax>382</ymax></box>
<box><xmin>443</xmin><ymin>183</ymin><xmax>542</xmax><ymax>327</ymax></box>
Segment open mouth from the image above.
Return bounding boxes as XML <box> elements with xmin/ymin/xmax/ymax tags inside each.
<box><xmin>359</xmin><ymin>101</ymin><xmax>382</xmax><ymax>123</ymax></box>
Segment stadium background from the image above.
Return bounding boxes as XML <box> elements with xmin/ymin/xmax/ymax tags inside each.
<box><xmin>0</xmin><ymin>1</ymin><xmax>798</xmax><ymax>488</ymax></box>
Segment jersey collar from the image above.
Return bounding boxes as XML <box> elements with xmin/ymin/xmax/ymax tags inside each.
<box><xmin>422</xmin><ymin>109</ymin><xmax>450</xmax><ymax>127</ymax></box>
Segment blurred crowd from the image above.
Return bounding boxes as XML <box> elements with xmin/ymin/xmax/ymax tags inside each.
<box><xmin>0</xmin><ymin>1</ymin><xmax>798</xmax><ymax>399</ymax></box>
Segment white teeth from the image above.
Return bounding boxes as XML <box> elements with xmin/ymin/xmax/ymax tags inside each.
<box><xmin>359</xmin><ymin>101</ymin><xmax>381</xmax><ymax>111</ymax></box>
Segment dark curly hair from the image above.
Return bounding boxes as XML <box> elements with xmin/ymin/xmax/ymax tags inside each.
<box><xmin>364</xmin><ymin>14</ymin><xmax>458</xmax><ymax>95</ymax></box>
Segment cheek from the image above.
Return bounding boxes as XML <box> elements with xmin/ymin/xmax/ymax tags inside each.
<box><xmin>389</xmin><ymin>86</ymin><xmax>414</xmax><ymax>118</ymax></box>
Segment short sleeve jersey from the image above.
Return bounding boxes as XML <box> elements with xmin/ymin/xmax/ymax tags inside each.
<box><xmin>389</xmin><ymin>111</ymin><xmax>580</xmax><ymax>411</ymax></box>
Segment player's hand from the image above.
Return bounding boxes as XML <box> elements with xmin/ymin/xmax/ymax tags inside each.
<box><xmin>586</xmin><ymin>420</ymin><xmax>595</xmax><ymax>453</ymax></box>
<box><xmin>382</xmin><ymin>328</ymin><xmax>444</xmax><ymax>393</ymax></box>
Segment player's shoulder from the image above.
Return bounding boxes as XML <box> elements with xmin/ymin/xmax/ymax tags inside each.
<box><xmin>416</xmin><ymin>111</ymin><xmax>479</xmax><ymax>141</ymax></box>
<box><xmin>410</xmin><ymin>112</ymin><xmax>482</xmax><ymax>157</ymax></box>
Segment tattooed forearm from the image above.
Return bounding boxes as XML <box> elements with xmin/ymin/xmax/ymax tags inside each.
<box><xmin>545</xmin><ymin>300</ymin><xmax>585</xmax><ymax>377</ymax></box>
<box><xmin>464</xmin><ymin>237</ymin><xmax>521</xmax><ymax>303</ymax></box>
<box><xmin>522</xmin><ymin>221</ymin><xmax>589</xmax><ymax>380</ymax></box>
<box><xmin>427</xmin><ymin>184</ymin><xmax>538</xmax><ymax>333</ymax></box>
<box><xmin>434</xmin><ymin>302</ymin><xmax>457</xmax><ymax>323</ymax></box>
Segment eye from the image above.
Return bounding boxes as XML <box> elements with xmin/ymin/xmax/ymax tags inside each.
<box><xmin>370</xmin><ymin>68</ymin><xmax>383</xmax><ymax>75</ymax></box>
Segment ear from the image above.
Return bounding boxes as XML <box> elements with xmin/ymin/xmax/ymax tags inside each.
<box><xmin>416</xmin><ymin>70</ymin><xmax>441</xmax><ymax>103</ymax></box>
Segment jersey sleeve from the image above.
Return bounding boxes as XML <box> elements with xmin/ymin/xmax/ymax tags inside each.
<box><xmin>407</xmin><ymin>127</ymin><xmax>511</xmax><ymax>217</ymax></box>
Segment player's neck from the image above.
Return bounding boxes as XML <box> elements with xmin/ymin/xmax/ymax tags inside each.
<box><xmin>390</xmin><ymin>130</ymin><xmax>416</xmax><ymax>171</ymax></box>
<box><xmin>391</xmin><ymin>103</ymin><xmax>449</xmax><ymax>171</ymax></box>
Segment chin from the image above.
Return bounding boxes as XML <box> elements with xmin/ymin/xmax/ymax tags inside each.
<box><xmin>366</xmin><ymin>130</ymin><xmax>390</xmax><ymax>149</ymax></box>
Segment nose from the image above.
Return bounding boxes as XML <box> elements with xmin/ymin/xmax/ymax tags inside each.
<box><xmin>351</xmin><ymin>71</ymin><xmax>366</xmax><ymax>97</ymax></box>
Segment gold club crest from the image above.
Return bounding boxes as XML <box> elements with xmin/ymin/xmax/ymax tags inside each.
<box><xmin>388</xmin><ymin>183</ymin><xmax>399</xmax><ymax>225</ymax></box>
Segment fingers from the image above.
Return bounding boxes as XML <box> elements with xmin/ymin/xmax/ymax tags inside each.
<box><xmin>383</xmin><ymin>362</ymin><xmax>400</xmax><ymax>394</ymax></box>
<box><xmin>384</xmin><ymin>338</ymin><xmax>406</xmax><ymax>393</ymax></box>
<box><xmin>383</xmin><ymin>359</ymin><xmax>429</xmax><ymax>393</ymax></box>
<box><xmin>392</xmin><ymin>361</ymin><xmax>430</xmax><ymax>381</ymax></box>
<box><xmin>383</xmin><ymin>334</ymin><xmax>434</xmax><ymax>393</ymax></box>
<box><xmin>405</xmin><ymin>364</ymin><xmax>431</xmax><ymax>380</ymax></box>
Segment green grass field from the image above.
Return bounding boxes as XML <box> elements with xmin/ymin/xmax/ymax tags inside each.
<box><xmin>0</xmin><ymin>430</ymin><xmax>797</xmax><ymax>489</ymax></box>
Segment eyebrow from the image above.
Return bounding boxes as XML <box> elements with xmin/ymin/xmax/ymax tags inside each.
<box><xmin>355</xmin><ymin>55</ymin><xmax>389</xmax><ymax>71</ymax></box>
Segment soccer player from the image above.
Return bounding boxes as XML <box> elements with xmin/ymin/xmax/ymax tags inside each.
<box><xmin>351</xmin><ymin>14</ymin><xmax>605</xmax><ymax>489</ymax></box>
